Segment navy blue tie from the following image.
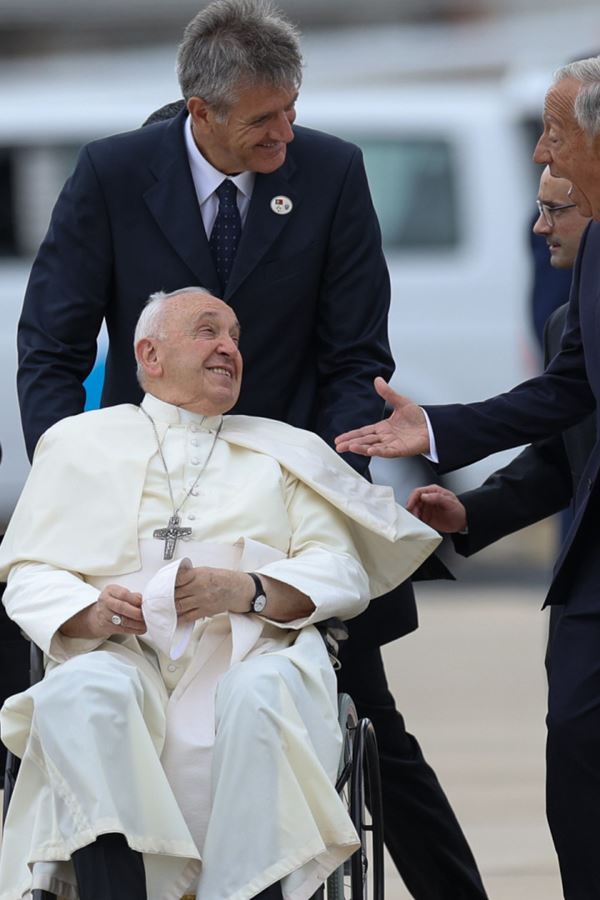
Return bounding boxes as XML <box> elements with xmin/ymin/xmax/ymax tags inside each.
<box><xmin>209</xmin><ymin>179</ymin><xmax>242</xmax><ymax>293</ymax></box>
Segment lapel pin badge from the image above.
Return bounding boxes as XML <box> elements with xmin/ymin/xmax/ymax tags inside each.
<box><xmin>270</xmin><ymin>195</ymin><xmax>293</xmax><ymax>215</ymax></box>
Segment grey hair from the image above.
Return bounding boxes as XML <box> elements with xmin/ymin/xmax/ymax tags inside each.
<box><xmin>555</xmin><ymin>56</ymin><xmax>600</xmax><ymax>138</ymax></box>
<box><xmin>134</xmin><ymin>286</ymin><xmax>213</xmax><ymax>387</ymax></box>
<box><xmin>176</xmin><ymin>0</ymin><xmax>302</xmax><ymax>117</ymax></box>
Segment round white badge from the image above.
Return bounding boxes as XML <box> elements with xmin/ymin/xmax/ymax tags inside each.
<box><xmin>270</xmin><ymin>195</ymin><xmax>293</xmax><ymax>215</ymax></box>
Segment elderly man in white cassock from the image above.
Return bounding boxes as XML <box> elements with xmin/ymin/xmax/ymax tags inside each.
<box><xmin>0</xmin><ymin>287</ymin><xmax>439</xmax><ymax>900</ymax></box>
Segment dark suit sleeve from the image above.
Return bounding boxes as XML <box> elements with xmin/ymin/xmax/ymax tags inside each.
<box><xmin>424</xmin><ymin>223</ymin><xmax>596</xmax><ymax>475</ymax></box>
<box><xmin>452</xmin><ymin>302</ymin><xmax>574</xmax><ymax>556</ymax></box>
<box><xmin>313</xmin><ymin>147</ymin><xmax>395</xmax><ymax>476</ymax></box>
<box><xmin>452</xmin><ymin>436</ymin><xmax>572</xmax><ymax>556</ymax></box>
<box><xmin>17</xmin><ymin>146</ymin><xmax>112</xmax><ymax>459</ymax></box>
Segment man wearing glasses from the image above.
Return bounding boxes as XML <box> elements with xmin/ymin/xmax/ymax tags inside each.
<box><xmin>533</xmin><ymin>165</ymin><xmax>590</xmax><ymax>270</ymax></box>
<box><xmin>529</xmin><ymin>165</ymin><xmax>590</xmax><ymax>349</ymax></box>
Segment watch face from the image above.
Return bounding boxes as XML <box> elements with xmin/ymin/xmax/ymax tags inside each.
<box><xmin>253</xmin><ymin>594</ymin><xmax>267</xmax><ymax>614</ymax></box>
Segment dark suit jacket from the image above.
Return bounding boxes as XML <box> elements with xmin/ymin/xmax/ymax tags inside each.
<box><xmin>453</xmin><ymin>303</ymin><xmax>596</xmax><ymax>556</ymax></box>
<box><xmin>17</xmin><ymin>108</ymin><xmax>426</xmax><ymax>644</ymax></box>
<box><xmin>425</xmin><ymin>220</ymin><xmax>600</xmax><ymax>606</ymax></box>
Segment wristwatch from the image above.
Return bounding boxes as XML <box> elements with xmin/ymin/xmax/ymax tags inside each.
<box><xmin>247</xmin><ymin>572</ymin><xmax>267</xmax><ymax>614</ymax></box>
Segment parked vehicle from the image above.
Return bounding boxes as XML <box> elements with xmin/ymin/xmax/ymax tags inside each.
<box><xmin>300</xmin><ymin>85</ymin><xmax>542</xmax><ymax>499</ymax></box>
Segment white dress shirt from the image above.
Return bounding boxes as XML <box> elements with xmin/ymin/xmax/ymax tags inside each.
<box><xmin>421</xmin><ymin>408</ymin><xmax>439</xmax><ymax>462</ymax></box>
<box><xmin>183</xmin><ymin>115</ymin><xmax>254</xmax><ymax>237</ymax></box>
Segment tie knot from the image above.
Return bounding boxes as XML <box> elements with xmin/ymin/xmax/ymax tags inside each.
<box><xmin>216</xmin><ymin>179</ymin><xmax>237</xmax><ymax>203</ymax></box>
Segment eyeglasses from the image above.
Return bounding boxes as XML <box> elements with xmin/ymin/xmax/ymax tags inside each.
<box><xmin>536</xmin><ymin>199</ymin><xmax>577</xmax><ymax>227</ymax></box>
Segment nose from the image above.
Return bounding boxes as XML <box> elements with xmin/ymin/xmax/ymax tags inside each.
<box><xmin>533</xmin><ymin>136</ymin><xmax>550</xmax><ymax>165</ymax></box>
<box><xmin>533</xmin><ymin>211</ymin><xmax>551</xmax><ymax>235</ymax></box>
<box><xmin>217</xmin><ymin>335</ymin><xmax>240</xmax><ymax>357</ymax></box>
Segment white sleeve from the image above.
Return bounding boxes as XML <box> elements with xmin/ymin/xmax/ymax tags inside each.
<box><xmin>255</xmin><ymin>471</ymin><xmax>371</xmax><ymax>630</ymax></box>
<box><xmin>4</xmin><ymin>562</ymin><xmax>103</xmax><ymax>662</ymax></box>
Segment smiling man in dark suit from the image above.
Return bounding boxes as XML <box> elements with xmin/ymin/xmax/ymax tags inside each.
<box><xmin>336</xmin><ymin>55</ymin><xmax>600</xmax><ymax>900</ymax></box>
<box><xmin>15</xmin><ymin>1</ymin><xmax>487</xmax><ymax>897</ymax></box>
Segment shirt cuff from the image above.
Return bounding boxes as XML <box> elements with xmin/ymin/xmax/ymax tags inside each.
<box><xmin>421</xmin><ymin>408</ymin><xmax>439</xmax><ymax>463</ymax></box>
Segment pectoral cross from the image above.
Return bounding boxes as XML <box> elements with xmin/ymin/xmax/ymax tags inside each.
<box><xmin>153</xmin><ymin>515</ymin><xmax>192</xmax><ymax>560</ymax></box>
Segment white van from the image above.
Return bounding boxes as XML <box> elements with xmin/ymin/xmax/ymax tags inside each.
<box><xmin>300</xmin><ymin>85</ymin><xmax>542</xmax><ymax>499</ymax></box>
<box><xmin>0</xmin><ymin>68</ymin><xmax>544</xmax><ymax>526</ymax></box>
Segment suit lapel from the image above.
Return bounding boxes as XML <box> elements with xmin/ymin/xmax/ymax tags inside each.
<box><xmin>144</xmin><ymin>110</ymin><xmax>220</xmax><ymax>291</ymax></box>
<box><xmin>225</xmin><ymin>153</ymin><xmax>298</xmax><ymax>300</ymax></box>
<box><xmin>144</xmin><ymin>113</ymin><xmax>299</xmax><ymax>300</ymax></box>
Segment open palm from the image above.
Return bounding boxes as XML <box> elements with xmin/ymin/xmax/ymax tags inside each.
<box><xmin>335</xmin><ymin>377</ymin><xmax>430</xmax><ymax>459</ymax></box>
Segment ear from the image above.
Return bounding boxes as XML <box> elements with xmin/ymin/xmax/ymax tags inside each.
<box><xmin>136</xmin><ymin>337</ymin><xmax>163</xmax><ymax>380</ymax></box>
<box><xmin>187</xmin><ymin>96</ymin><xmax>213</xmax><ymax>132</ymax></box>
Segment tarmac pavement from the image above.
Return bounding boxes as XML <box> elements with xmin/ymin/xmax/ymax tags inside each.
<box><xmin>380</xmin><ymin>580</ymin><xmax>562</xmax><ymax>900</ymax></box>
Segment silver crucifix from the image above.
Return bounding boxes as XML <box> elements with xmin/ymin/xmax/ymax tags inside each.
<box><xmin>153</xmin><ymin>515</ymin><xmax>192</xmax><ymax>560</ymax></box>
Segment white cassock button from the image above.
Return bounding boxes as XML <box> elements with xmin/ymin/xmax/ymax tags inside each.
<box><xmin>191</xmin><ymin>457</ymin><xmax>200</xmax><ymax>465</ymax></box>
<box><xmin>190</xmin><ymin>438</ymin><xmax>199</xmax><ymax>446</ymax></box>
<box><xmin>167</xmin><ymin>664</ymin><xmax>177</xmax><ymax>673</ymax></box>
<box><xmin>188</xmin><ymin>514</ymin><xmax>196</xmax><ymax>521</ymax></box>
<box><xmin>190</xmin><ymin>424</ymin><xmax>198</xmax><ymax>433</ymax></box>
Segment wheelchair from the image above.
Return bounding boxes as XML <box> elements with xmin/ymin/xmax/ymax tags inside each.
<box><xmin>3</xmin><ymin>635</ymin><xmax>385</xmax><ymax>900</ymax></box>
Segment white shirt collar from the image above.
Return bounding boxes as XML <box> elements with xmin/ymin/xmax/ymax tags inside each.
<box><xmin>184</xmin><ymin>114</ymin><xmax>254</xmax><ymax>205</ymax></box>
<box><xmin>142</xmin><ymin>393</ymin><xmax>224</xmax><ymax>433</ymax></box>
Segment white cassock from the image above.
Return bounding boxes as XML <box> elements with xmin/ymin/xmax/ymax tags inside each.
<box><xmin>0</xmin><ymin>394</ymin><xmax>440</xmax><ymax>900</ymax></box>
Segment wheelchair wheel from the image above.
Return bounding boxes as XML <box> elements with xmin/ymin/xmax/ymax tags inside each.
<box><xmin>348</xmin><ymin>717</ymin><xmax>384</xmax><ymax>900</ymax></box>
<box><xmin>328</xmin><ymin>695</ymin><xmax>384</xmax><ymax>900</ymax></box>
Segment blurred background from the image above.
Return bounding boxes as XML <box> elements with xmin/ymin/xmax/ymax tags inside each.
<box><xmin>3</xmin><ymin>3</ymin><xmax>600</xmax><ymax>895</ymax></box>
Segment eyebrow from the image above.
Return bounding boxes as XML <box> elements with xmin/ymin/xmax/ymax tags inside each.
<box><xmin>247</xmin><ymin>94</ymin><xmax>298</xmax><ymax>124</ymax></box>
<box><xmin>195</xmin><ymin>310</ymin><xmax>241</xmax><ymax>335</ymax></box>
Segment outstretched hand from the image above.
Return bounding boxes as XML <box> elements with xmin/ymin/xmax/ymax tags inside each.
<box><xmin>406</xmin><ymin>484</ymin><xmax>467</xmax><ymax>533</ymax></box>
<box><xmin>335</xmin><ymin>377</ymin><xmax>430</xmax><ymax>458</ymax></box>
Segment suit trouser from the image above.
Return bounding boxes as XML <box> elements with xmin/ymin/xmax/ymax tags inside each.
<box><xmin>337</xmin><ymin>630</ymin><xmax>488</xmax><ymax>900</ymax></box>
<box><xmin>546</xmin><ymin>602</ymin><xmax>600</xmax><ymax>900</ymax></box>
<box><xmin>72</xmin><ymin>836</ymin><xmax>283</xmax><ymax>900</ymax></box>
<box><xmin>72</xmin><ymin>834</ymin><xmax>147</xmax><ymax>900</ymax></box>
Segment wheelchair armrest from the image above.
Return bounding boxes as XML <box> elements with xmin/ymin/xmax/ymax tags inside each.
<box><xmin>316</xmin><ymin>617</ymin><xmax>349</xmax><ymax>671</ymax></box>
<box><xmin>29</xmin><ymin>641</ymin><xmax>44</xmax><ymax>685</ymax></box>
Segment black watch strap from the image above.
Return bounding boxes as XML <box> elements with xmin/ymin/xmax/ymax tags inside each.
<box><xmin>248</xmin><ymin>572</ymin><xmax>267</xmax><ymax>614</ymax></box>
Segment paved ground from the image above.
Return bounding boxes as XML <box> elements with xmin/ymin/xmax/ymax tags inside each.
<box><xmin>380</xmin><ymin>580</ymin><xmax>562</xmax><ymax>900</ymax></box>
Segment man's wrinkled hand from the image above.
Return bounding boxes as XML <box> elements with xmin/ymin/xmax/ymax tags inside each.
<box><xmin>174</xmin><ymin>566</ymin><xmax>254</xmax><ymax>622</ymax></box>
<box><xmin>60</xmin><ymin>584</ymin><xmax>146</xmax><ymax>639</ymax></box>
<box><xmin>406</xmin><ymin>485</ymin><xmax>467</xmax><ymax>533</ymax></box>
<box><xmin>335</xmin><ymin>377</ymin><xmax>430</xmax><ymax>458</ymax></box>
